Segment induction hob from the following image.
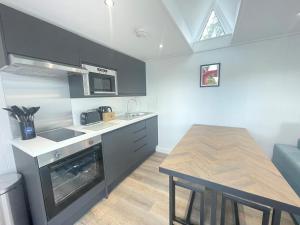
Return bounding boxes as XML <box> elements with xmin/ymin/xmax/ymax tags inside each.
<box><xmin>38</xmin><ymin>128</ymin><xmax>85</xmax><ymax>142</ymax></box>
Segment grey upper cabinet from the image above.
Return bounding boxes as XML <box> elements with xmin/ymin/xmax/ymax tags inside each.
<box><xmin>79</xmin><ymin>38</ymin><xmax>115</xmax><ymax>69</ymax></box>
<box><xmin>0</xmin><ymin>4</ymin><xmax>80</xmax><ymax>66</ymax></box>
<box><xmin>0</xmin><ymin>3</ymin><xmax>146</xmax><ymax>96</ymax></box>
<box><xmin>116</xmin><ymin>52</ymin><xmax>146</xmax><ymax>96</ymax></box>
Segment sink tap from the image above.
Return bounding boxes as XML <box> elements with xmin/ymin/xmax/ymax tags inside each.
<box><xmin>127</xmin><ymin>98</ymin><xmax>138</xmax><ymax>114</ymax></box>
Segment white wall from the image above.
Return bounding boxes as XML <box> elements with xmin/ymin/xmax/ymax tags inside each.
<box><xmin>147</xmin><ymin>35</ymin><xmax>300</xmax><ymax>157</ymax></box>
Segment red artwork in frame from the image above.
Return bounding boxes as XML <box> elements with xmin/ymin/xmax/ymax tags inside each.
<box><xmin>200</xmin><ymin>63</ymin><xmax>220</xmax><ymax>87</ymax></box>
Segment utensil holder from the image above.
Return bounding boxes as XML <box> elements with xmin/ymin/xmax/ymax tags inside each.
<box><xmin>19</xmin><ymin>121</ymin><xmax>36</xmax><ymax>140</ymax></box>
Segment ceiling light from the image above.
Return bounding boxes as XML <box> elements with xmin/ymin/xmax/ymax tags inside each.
<box><xmin>297</xmin><ymin>12</ymin><xmax>300</xmax><ymax>16</ymax></box>
<box><xmin>159</xmin><ymin>44</ymin><xmax>163</xmax><ymax>49</ymax></box>
<box><xmin>104</xmin><ymin>0</ymin><xmax>114</xmax><ymax>8</ymax></box>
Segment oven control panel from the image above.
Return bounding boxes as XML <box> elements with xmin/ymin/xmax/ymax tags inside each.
<box><xmin>37</xmin><ymin>135</ymin><xmax>102</xmax><ymax>168</ymax></box>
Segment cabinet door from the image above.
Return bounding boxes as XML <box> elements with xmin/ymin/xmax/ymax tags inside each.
<box><xmin>116</xmin><ymin>52</ymin><xmax>146</xmax><ymax>96</ymax></box>
<box><xmin>146</xmin><ymin>116</ymin><xmax>158</xmax><ymax>152</ymax></box>
<box><xmin>102</xmin><ymin>126</ymin><xmax>133</xmax><ymax>186</ymax></box>
<box><xmin>0</xmin><ymin>4</ymin><xmax>80</xmax><ymax>66</ymax></box>
<box><xmin>79</xmin><ymin>38</ymin><xmax>115</xmax><ymax>69</ymax></box>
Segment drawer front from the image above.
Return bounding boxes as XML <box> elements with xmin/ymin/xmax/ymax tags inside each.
<box><xmin>133</xmin><ymin>142</ymin><xmax>149</xmax><ymax>163</ymax></box>
<box><xmin>130</xmin><ymin>120</ymin><xmax>146</xmax><ymax>133</ymax></box>
<box><xmin>132</xmin><ymin>134</ymin><xmax>147</xmax><ymax>152</ymax></box>
<box><xmin>132</xmin><ymin>128</ymin><xmax>147</xmax><ymax>142</ymax></box>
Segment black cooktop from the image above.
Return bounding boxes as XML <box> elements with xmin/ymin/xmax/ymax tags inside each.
<box><xmin>38</xmin><ymin>128</ymin><xmax>85</xmax><ymax>142</ymax></box>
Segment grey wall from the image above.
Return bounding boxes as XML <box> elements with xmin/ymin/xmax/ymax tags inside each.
<box><xmin>147</xmin><ymin>34</ymin><xmax>300</xmax><ymax>157</ymax></box>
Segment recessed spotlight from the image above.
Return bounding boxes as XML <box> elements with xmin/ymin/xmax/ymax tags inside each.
<box><xmin>159</xmin><ymin>44</ymin><xmax>163</xmax><ymax>49</ymax></box>
<box><xmin>104</xmin><ymin>0</ymin><xmax>114</xmax><ymax>8</ymax></box>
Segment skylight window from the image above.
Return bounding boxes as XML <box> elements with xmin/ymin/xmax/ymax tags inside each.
<box><xmin>200</xmin><ymin>10</ymin><xmax>225</xmax><ymax>41</ymax></box>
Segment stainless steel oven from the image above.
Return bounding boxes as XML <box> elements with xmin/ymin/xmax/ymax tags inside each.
<box><xmin>37</xmin><ymin>136</ymin><xmax>104</xmax><ymax>220</ymax></box>
<box><xmin>82</xmin><ymin>64</ymin><xmax>117</xmax><ymax>96</ymax></box>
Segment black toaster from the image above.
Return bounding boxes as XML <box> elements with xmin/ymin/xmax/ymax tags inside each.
<box><xmin>80</xmin><ymin>110</ymin><xmax>101</xmax><ymax>125</ymax></box>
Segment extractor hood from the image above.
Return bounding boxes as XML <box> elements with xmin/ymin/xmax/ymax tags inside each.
<box><xmin>0</xmin><ymin>54</ymin><xmax>87</xmax><ymax>77</ymax></box>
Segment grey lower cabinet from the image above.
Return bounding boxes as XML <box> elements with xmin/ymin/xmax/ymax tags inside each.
<box><xmin>0</xmin><ymin>4</ymin><xmax>80</xmax><ymax>66</ymax></box>
<box><xmin>102</xmin><ymin>116</ymin><xmax>158</xmax><ymax>190</ymax></box>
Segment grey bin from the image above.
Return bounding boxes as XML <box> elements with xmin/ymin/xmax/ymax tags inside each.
<box><xmin>0</xmin><ymin>173</ymin><xmax>30</xmax><ymax>225</ymax></box>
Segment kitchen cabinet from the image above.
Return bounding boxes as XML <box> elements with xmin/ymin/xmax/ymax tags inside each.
<box><xmin>79</xmin><ymin>38</ymin><xmax>115</xmax><ymax>69</ymax></box>
<box><xmin>0</xmin><ymin>3</ymin><xmax>146</xmax><ymax>96</ymax></box>
<box><xmin>102</xmin><ymin>125</ymin><xmax>134</xmax><ymax>187</ymax></box>
<box><xmin>72</xmin><ymin>39</ymin><xmax>146</xmax><ymax>97</ymax></box>
<box><xmin>0</xmin><ymin>4</ymin><xmax>80</xmax><ymax>66</ymax></box>
<box><xmin>102</xmin><ymin>116</ymin><xmax>158</xmax><ymax>190</ymax></box>
<box><xmin>68</xmin><ymin>48</ymin><xmax>146</xmax><ymax>98</ymax></box>
<box><xmin>116</xmin><ymin>52</ymin><xmax>146</xmax><ymax>96</ymax></box>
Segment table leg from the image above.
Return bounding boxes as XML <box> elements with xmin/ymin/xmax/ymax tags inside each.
<box><xmin>169</xmin><ymin>176</ymin><xmax>175</xmax><ymax>225</ymax></box>
<box><xmin>186</xmin><ymin>191</ymin><xmax>196</xmax><ymax>224</ymax></box>
<box><xmin>210</xmin><ymin>190</ymin><xmax>217</xmax><ymax>225</ymax></box>
<box><xmin>271</xmin><ymin>209</ymin><xmax>282</xmax><ymax>225</ymax></box>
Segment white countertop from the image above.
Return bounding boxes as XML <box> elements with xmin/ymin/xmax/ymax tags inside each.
<box><xmin>11</xmin><ymin>113</ymin><xmax>158</xmax><ymax>157</ymax></box>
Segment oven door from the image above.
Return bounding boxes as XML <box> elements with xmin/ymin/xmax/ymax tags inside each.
<box><xmin>39</xmin><ymin>143</ymin><xmax>104</xmax><ymax>220</ymax></box>
<box><xmin>89</xmin><ymin>72</ymin><xmax>117</xmax><ymax>95</ymax></box>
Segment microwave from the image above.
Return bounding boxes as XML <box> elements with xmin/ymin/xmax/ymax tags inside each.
<box><xmin>82</xmin><ymin>64</ymin><xmax>118</xmax><ymax>96</ymax></box>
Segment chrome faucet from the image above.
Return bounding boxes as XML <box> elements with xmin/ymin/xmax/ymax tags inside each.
<box><xmin>127</xmin><ymin>98</ymin><xmax>138</xmax><ymax>114</ymax></box>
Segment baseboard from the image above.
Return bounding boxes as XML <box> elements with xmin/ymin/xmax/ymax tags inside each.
<box><xmin>156</xmin><ymin>146</ymin><xmax>171</xmax><ymax>154</ymax></box>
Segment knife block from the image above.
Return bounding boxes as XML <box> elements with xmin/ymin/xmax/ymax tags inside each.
<box><xmin>102</xmin><ymin>112</ymin><xmax>116</xmax><ymax>122</ymax></box>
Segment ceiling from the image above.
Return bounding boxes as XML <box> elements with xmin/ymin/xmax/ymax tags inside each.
<box><xmin>232</xmin><ymin>0</ymin><xmax>300</xmax><ymax>43</ymax></box>
<box><xmin>174</xmin><ymin>0</ymin><xmax>214</xmax><ymax>39</ymax></box>
<box><xmin>0</xmin><ymin>0</ymin><xmax>300</xmax><ymax>60</ymax></box>
<box><xmin>0</xmin><ymin>0</ymin><xmax>192</xmax><ymax>60</ymax></box>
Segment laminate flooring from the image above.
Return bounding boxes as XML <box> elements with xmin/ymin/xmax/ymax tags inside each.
<box><xmin>75</xmin><ymin>152</ymin><xmax>295</xmax><ymax>225</ymax></box>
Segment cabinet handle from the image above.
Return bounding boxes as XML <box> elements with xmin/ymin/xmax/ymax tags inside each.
<box><xmin>134</xmin><ymin>143</ymin><xmax>147</xmax><ymax>152</ymax></box>
<box><xmin>134</xmin><ymin>135</ymin><xmax>147</xmax><ymax>143</ymax></box>
<box><xmin>133</xmin><ymin>127</ymin><xmax>146</xmax><ymax>134</ymax></box>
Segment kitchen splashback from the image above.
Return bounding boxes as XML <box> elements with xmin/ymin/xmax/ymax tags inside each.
<box><xmin>1</xmin><ymin>72</ymin><xmax>73</xmax><ymax>137</ymax></box>
<box><xmin>71</xmin><ymin>96</ymin><xmax>149</xmax><ymax>126</ymax></box>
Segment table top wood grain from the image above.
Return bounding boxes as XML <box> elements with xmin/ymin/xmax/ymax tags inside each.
<box><xmin>159</xmin><ymin>125</ymin><xmax>300</xmax><ymax>214</ymax></box>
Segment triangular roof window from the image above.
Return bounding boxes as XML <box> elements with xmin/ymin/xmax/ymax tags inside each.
<box><xmin>200</xmin><ymin>10</ymin><xmax>225</xmax><ymax>41</ymax></box>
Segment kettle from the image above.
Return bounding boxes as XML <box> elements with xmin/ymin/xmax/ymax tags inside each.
<box><xmin>98</xmin><ymin>106</ymin><xmax>112</xmax><ymax>120</ymax></box>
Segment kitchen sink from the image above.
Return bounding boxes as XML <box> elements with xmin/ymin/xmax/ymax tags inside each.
<box><xmin>118</xmin><ymin>112</ymin><xmax>152</xmax><ymax>120</ymax></box>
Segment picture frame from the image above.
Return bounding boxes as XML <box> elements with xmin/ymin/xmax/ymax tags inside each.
<box><xmin>200</xmin><ymin>63</ymin><xmax>220</xmax><ymax>87</ymax></box>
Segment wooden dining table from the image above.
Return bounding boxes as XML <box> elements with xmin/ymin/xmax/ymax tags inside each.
<box><xmin>159</xmin><ymin>125</ymin><xmax>300</xmax><ymax>225</ymax></box>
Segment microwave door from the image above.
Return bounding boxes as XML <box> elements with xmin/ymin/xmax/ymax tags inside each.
<box><xmin>89</xmin><ymin>73</ymin><xmax>116</xmax><ymax>94</ymax></box>
<box><xmin>94</xmin><ymin>77</ymin><xmax>112</xmax><ymax>92</ymax></box>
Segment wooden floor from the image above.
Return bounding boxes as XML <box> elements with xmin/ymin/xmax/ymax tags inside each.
<box><xmin>75</xmin><ymin>152</ymin><xmax>295</xmax><ymax>225</ymax></box>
